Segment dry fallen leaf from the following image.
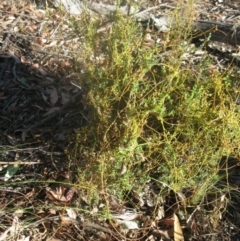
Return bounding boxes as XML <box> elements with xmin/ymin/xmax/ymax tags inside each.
<box><xmin>46</xmin><ymin>186</ymin><xmax>75</xmax><ymax>205</ymax></box>
<box><xmin>43</xmin><ymin>107</ymin><xmax>60</xmax><ymax>116</ymax></box>
<box><xmin>38</xmin><ymin>67</ymin><xmax>48</xmax><ymax>76</ymax></box>
<box><xmin>174</xmin><ymin>213</ymin><xmax>184</xmax><ymax>241</ymax></box>
<box><xmin>46</xmin><ymin>186</ymin><xmax>67</xmax><ymax>202</ymax></box>
<box><xmin>116</xmin><ymin>219</ymin><xmax>139</xmax><ymax>230</ymax></box>
<box><xmin>32</xmin><ymin>104</ymin><xmax>44</xmax><ymax>111</ymax></box>
<box><xmin>50</xmin><ymin>87</ymin><xmax>58</xmax><ymax>105</ymax></box>
<box><xmin>61</xmin><ymin>91</ymin><xmax>70</xmax><ymax>105</ymax></box>
<box><xmin>66</xmin><ymin>208</ymin><xmax>77</xmax><ymax>219</ymax></box>
<box><xmin>33</xmin><ymin>9</ymin><xmax>45</xmax><ymax>18</ymax></box>
<box><xmin>41</xmin><ymin>92</ymin><xmax>48</xmax><ymax>102</ymax></box>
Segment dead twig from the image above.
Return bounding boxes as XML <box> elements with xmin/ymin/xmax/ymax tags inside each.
<box><xmin>24</xmin><ymin>215</ymin><xmax>120</xmax><ymax>237</ymax></box>
<box><xmin>0</xmin><ymin>161</ymin><xmax>40</xmax><ymax>165</ymax></box>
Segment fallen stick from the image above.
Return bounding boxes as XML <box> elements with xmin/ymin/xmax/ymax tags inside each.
<box><xmin>193</xmin><ymin>20</ymin><xmax>240</xmax><ymax>46</ymax></box>
<box><xmin>0</xmin><ymin>161</ymin><xmax>40</xmax><ymax>165</ymax></box>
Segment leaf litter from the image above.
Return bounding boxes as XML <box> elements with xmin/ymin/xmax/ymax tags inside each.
<box><xmin>0</xmin><ymin>0</ymin><xmax>240</xmax><ymax>240</ymax></box>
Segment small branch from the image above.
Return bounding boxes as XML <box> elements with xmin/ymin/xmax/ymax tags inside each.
<box><xmin>0</xmin><ymin>161</ymin><xmax>41</xmax><ymax>165</ymax></box>
<box><xmin>193</xmin><ymin>20</ymin><xmax>240</xmax><ymax>45</ymax></box>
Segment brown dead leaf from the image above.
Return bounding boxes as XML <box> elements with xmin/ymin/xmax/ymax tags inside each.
<box><xmin>174</xmin><ymin>214</ymin><xmax>184</xmax><ymax>241</ymax></box>
<box><xmin>46</xmin><ymin>186</ymin><xmax>75</xmax><ymax>205</ymax></box>
<box><xmin>38</xmin><ymin>67</ymin><xmax>48</xmax><ymax>76</ymax></box>
<box><xmin>41</xmin><ymin>32</ymin><xmax>49</xmax><ymax>38</ymax></box>
<box><xmin>28</xmin><ymin>24</ymin><xmax>38</xmax><ymax>32</ymax></box>
<box><xmin>20</xmin><ymin>56</ymin><xmax>31</xmax><ymax>65</ymax></box>
<box><xmin>50</xmin><ymin>87</ymin><xmax>58</xmax><ymax>105</ymax></box>
<box><xmin>43</xmin><ymin>107</ymin><xmax>60</xmax><ymax>116</ymax></box>
<box><xmin>61</xmin><ymin>91</ymin><xmax>70</xmax><ymax>105</ymax></box>
<box><xmin>40</xmin><ymin>79</ymin><xmax>55</xmax><ymax>86</ymax></box>
<box><xmin>18</xmin><ymin>4</ymin><xmax>32</xmax><ymax>12</ymax></box>
<box><xmin>33</xmin><ymin>9</ymin><xmax>45</xmax><ymax>19</ymax></box>
<box><xmin>159</xmin><ymin>217</ymin><xmax>174</xmax><ymax>227</ymax></box>
<box><xmin>65</xmin><ymin>188</ymin><xmax>75</xmax><ymax>202</ymax></box>
<box><xmin>62</xmin><ymin>85</ymin><xmax>74</xmax><ymax>92</ymax></box>
<box><xmin>23</xmin><ymin>188</ymin><xmax>36</xmax><ymax>200</ymax></box>
<box><xmin>32</xmin><ymin>104</ymin><xmax>44</xmax><ymax>111</ymax></box>
<box><xmin>9</xmin><ymin>101</ymin><xmax>18</xmax><ymax>111</ymax></box>
<box><xmin>35</xmin><ymin>38</ymin><xmax>44</xmax><ymax>46</ymax></box>
<box><xmin>189</xmin><ymin>219</ymin><xmax>197</xmax><ymax>232</ymax></box>
<box><xmin>46</xmin><ymin>186</ymin><xmax>67</xmax><ymax>203</ymax></box>
<box><xmin>41</xmin><ymin>92</ymin><xmax>48</xmax><ymax>102</ymax></box>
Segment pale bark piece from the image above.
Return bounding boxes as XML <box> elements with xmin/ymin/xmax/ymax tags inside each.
<box><xmin>194</xmin><ymin>20</ymin><xmax>240</xmax><ymax>46</ymax></box>
<box><xmin>53</xmin><ymin>0</ymin><xmax>138</xmax><ymax>16</ymax></box>
<box><xmin>50</xmin><ymin>87</ymin><xmax>58</xmax><ymax>105</ymax></box>
<box><xmin>52</xmin><ymin>0</ymin><xmax>84</xmax><ymax>15</ymax></box>
<box><xmin>174</xmin><ymin>213</ymin><xmax>184</xmax><ymax>241</ymax></box>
